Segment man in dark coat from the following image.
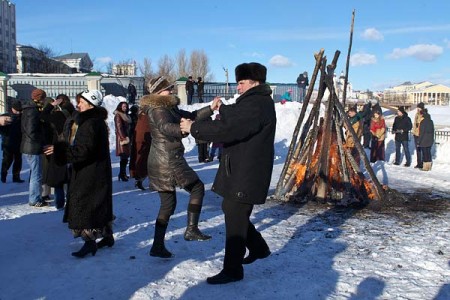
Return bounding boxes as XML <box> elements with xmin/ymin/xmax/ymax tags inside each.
<box><xmin>361</xmin><ymin>100</ymin><xmax>372</xmax><ymax>148</ymax></box>
<box><xmin>128</xmin><ymin>82</ymin><xmax>137</xmax><ymax>104</ymax></box>
<box><xmin>196</xmin><ymin>77</ymin><xmax>205</xmax><ymax>103</ymax></box>
<box><xmin>181</xmin><ymin>62</ymin><xmax>277</xmax><ymax>284</ymax></box>
<box><xmin>392</xmin><ymin>107</ymin><xmax>412</xmax><ymax>167</ymax></box>
<box><xmin>185</xmin><ymin>76</ymin><xmax>195</xmax><ymax>105</ymax></box>
<box><xmin>296</xmin><ymin>71</ymin><xmax>309</xmax><ymax>102</ymax></box>
<box><xmin>0</xmin><ymin>100</ymin><xmax>24</xmax><ymax>183</ymax></box>
<box><xmin>21</xmin><ymin>88</ymin><xmax>47</xmax><ymax>207</ymax></box>
<box><xmin>417</xmin><ymin>109</ymin><xmax>434</xmax><ymax>171</ymax></box>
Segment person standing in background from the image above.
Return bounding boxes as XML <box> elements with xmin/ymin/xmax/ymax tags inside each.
<box><xmin>114</xmin><ymin>102</ymin><xmax>132</xmax><ymax>182</ymax></box>
<box><xmin>412</xmin><ymin>102</ymin><xmax>425</xmax><ymax>168</ymax></box>
<box><xmin>392</xmin><ymin>107</ymin><xmax>412</xmax><ymax>167</ymax></box>
<box><xmin>197</xmin><ymin>77</ymin><xmax>205</xmax><ymax>103</ymax></box>
<box><xmin>296</xmin><ymin>71</ymin><xmax>309</xmax><ymax>102</ymax></box>
<box><xmin>417</xmin><ymin>108</ymin><xmax>434</xmax><ymax>171</ymax></box>
<box><xmin>369</xmin><ymin>110</ymin><xmax>386</xmax><ymax>163</ymax></box>
<box><xmin>0</xmin><ymin>100</ymin><xmax>24</xmax><ymax>183</ymax></box>
<box><xmin>128</xmin><ymin>81</ymin><xmax>137</xmax><ymax>105</ymax></box>
<box><xmin>185</xmin><ymin>76</ymin><xmax>195</xmax><ymax>105</ymax></box>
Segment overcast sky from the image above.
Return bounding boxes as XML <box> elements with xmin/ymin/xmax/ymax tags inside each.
<box><xmin>15</xmin><ymin>0</ymin><xmax>450</xmax><ymax>91</ymax></box>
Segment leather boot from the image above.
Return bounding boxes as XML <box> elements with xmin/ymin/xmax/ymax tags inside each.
<box><xmin>97</xmin><ymin>235</ymin><xmax>115</xmax><ymax>249</ymax></box>
<box><xmin>118</xmin><ymin>159</ymin><xmax>129</xmax><ymax>181</ymax></box>
<box><xmin>150</xmin><ymin>221</ymin><xmax>173</xmax><ymax>258</ymax></box>
<box><xmin>72</xmin><ymin>240</ymin><xmax>97</xmax><ymax>258</ymax></box>
<box><xmin>184</xmin><ymin>211</ymin><xmax>212</xmax><ymax>241</ymax></box>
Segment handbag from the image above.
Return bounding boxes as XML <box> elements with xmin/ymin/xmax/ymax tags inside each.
<box><xmin>120</xmin><ymin>136</ymin><xmax>130</xmax><ymax>146</ymax></box>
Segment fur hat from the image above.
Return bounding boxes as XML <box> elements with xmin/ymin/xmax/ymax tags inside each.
<box><xmin>417</xmin><ymin>102</ymin><xmax>425</xmax><ymax>109</ymax></box>
<box><xmin>31</xmin><ymin>89</ymin><xmax>46</xmax><ymax>101</ymax></box>
<box><xmin>235</xmin><ymin>62</ymin><xmax>267</xmax><ymax>83</ymax></box>
<box><xmin>11</xmin><ymin>100</ymin><xmax>22</xmax><ymax>112</ymax></box>
<box><xmin>147</xmin><ymin>76</ymin><xmax>174</xmax><ymax>94</ymax></box>
<box><xmin>80</xmin><ymin>89</ymin><xmax>103</xmax><ymax>107</ymax></box>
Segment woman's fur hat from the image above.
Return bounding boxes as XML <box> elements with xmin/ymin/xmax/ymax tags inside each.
<box><xmin>235</xmin><ymin>62</ymin><xmax>267</xmax><ymax>83</ymax></box>
<box><xmin>147</xmin><ymin>76</ymin><xmax>174</xmax><ymax>94</ymax></box>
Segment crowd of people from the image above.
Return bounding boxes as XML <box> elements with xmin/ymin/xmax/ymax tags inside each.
<box><xmin>0</xmin><ymin>62</ymin><xmax>438</xmax><ymax>285</ymax></box>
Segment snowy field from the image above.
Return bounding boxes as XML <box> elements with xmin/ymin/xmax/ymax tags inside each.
<box><xmin>0</xmin><ymin>98</ymin><xmax>449</xmax><ymax>300</ymax></box>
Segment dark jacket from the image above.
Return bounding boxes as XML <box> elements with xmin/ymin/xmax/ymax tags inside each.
<box><xmin>392</xmin><ymin>113</ymin><xmax>412</xmax><ymax>142</ymax></box>
<box><xmin>20</xmin><ymin>101</ymin><xmax>45</xmax><ymax>155</ymax></box>
<box><xmin>0</xmin><ymin>112</ymin><xmax>22</xmax><ymax>152</ymax></box>
<box><xmin>191</xmin><ymin>84</ymin><xmax>276</xmax><ymax>205</ymax></box>
<box><xmin>129</xmin><ymin>110</ymin><xmax>151</xmax><ymax>179</ymax></box>
<box><xmin>417</xmin><ymin>113</ymin><xmax>434</xmax><ymax>147</ymax></box>
<box><xmin>140</xmin><ymin>94</ymin><xmax>213</xmax><ymax>191</ymax></box>
<box><xmin>296</xmin><ymin>74</ymin><xmax>309</xmax><ymax>88</ymax></box>
<box><xmin>41</xmin><ymin>104</ymin><xmax>71</xmax><ymax>187</ymax></box>
<box><xmin>54</xmin><ymin>107</ymin><xmax>113</xmax><ymax>230</ymax></box>
<box><xmin>185</xmin><ymin>79</ymin><xmax>195</xmax><ymax>95</ymax></box>
<box><xmin>197</xmin><ymin>80</ymin><xmax>204</xmax><ymax>96</ymax></box>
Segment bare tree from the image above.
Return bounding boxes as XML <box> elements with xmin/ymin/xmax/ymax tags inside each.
<box><xmin>176</xmin><ymin>49</ymin><xmax>188</xmax><ymax>78</ymax></box>
<box><xmin>157</xmin><ymin>54</ymin><xmax>175</xmax><ymax>82</ymax></box>
<box><xmin>36</xmin><ymin>44</ymin><xmax>60</xmax><ymax>73</ymax></box>
<box><xmin>188</xmin><ymin>49</ymin><xmax>212</xmax><ymax>81</ymax></box>
<box><xmin>139</xmin><ymin>57</ymin><xmax>155</xmax><ymax>79</ymax></box>
<box><xmin>106</xmin><ymin>61</ymin><xmax>114</xmax><ymax>74</ymax></box>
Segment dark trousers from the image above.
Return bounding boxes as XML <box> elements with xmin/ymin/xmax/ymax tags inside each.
<box><xmin>363</xmin><ymin>126</ymin><xmax>371</xmax><ymax>148</ymax></box>
<box><xmin>419</xmin><ymin>147</ymin><xmax>432</xmax><ymax>163</ymax></box>
<box><xmin>414</xmin><ymin>136</ymin><xmax>423</xmax><ymax>167</ymax></box>
<box><xmin>157</xmin><ymin>179</ymin><xmax>204</xmax><ymax>223</ymax></box>
<box><xmin>197</xmin><ymin>143</ymin><xmax>209</xmax><ymax>162</ymax></box>
<box><xmin>222</xmin><ymin>199</ymin><xmax>269</xmax><ymax>277</ymax></box>
<box><xmin>187</xmin><ymin>93</ymin><xmax>194</xmax><ymax>105</ymax></box>
<box><xmin>395</xmin><ymin>140</ymin><xmax>411</xmax><ymax>165</ymax></box>
<box><xmin>1</xmin><ymin>149</ymin><xmax>22</xmax><ymax>178</ymax></box>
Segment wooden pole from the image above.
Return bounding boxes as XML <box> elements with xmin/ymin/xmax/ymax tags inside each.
<box><xmin>342</xmin><ymin>9</ymin><xmax>355</xmax><ymax>107</ymax></box>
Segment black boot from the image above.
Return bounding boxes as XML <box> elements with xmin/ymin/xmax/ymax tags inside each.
<box><xmin>118</xmin><ymin>159</ymin><xmax>129</xmax><ymax>181</ymax></box>
<box><xmin>97</xmin><ymin>235</ymin><xmax>115</xmax><ymax>249</ymax></box>
<box><xmin>150</xmin><ymin>221</ymin><xmax>173</xmax><ymax>258</ymax></box>
<box><xmin>72</xmin><ymin>240</ymin><xmax>97</xmax><ymax>258</ymax></box>
<box><xmin>12</xmin><ymin>175</ymin><xmax>24</xmax><ymax>183</ymax></box>
<box><xmin>1</xmin><ymin>172</ymin><xmax>6</xmax><ymax>183</ymax></box>
<box><xmin>135</xmin><ymin>179</ymin><xmax>145</xmax><ymax>190</ymax></box>
<box><xmin>184</xmin><ymin>211</ymin><xmax>212</xmax><ymax>241</ymax></box>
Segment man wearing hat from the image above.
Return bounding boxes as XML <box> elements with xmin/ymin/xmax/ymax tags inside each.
<box><xmin>0</xmin><ymin>100</ymin><xmax>24</xmax><ymax>183</ymax></box>
<box><xmin>392</xmin><ymin>106</ymin><xmax>412</xmax><ymax>167</ymax></box>
<box><xmin>185</xmin><ymin>76</ymin><xmax>195</xmax><ymax>105</ymax></box>
<box><xmin>21</xmin><ymin>89</ymin><xmax>48</xmax><ymax>207</ymax></box>
<box><xmin>196</xmin><ymin>76</ymin><xmax>204</xmax><ymax>103</ymax></box>
<box><xmin>412</xmin><ymin>102</ymin><xmax>425</xmax><ymax>168</ymax></box>
<box><xmin>181</xmin><ymin>62</ymin><xmax>276</xmax><ymax>284</ymax></box>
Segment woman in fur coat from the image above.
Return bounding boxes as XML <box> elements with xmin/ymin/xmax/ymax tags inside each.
<box><xmin>141</xmin><ymin>76</ymin><xmax>220</xmax><ymax>258</ymax></box>
<box><xmin>369</xmin><ymin>110</ymin><xmax>386</xmax><ymax>163</ymax></box>
<box><xmin>44</xmin><ymin>90</ymin><xmax>114</xmax><ymax>258</ymax></box>
<box><xmin>114</xmin><ymin>101</ymin><xmax>132</xmax><ymax>181</ymax></box>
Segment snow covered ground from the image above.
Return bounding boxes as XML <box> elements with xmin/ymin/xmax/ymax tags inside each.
<box><xmin>0</xmin><ymin>98</ymin><xmax>449</xmax><ymax>300</ymax></box>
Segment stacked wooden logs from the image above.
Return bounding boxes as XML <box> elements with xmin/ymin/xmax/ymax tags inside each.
<box><xmin>274</xmin><ymin>49</ymin><xmax>384</xmax><ymax>204</ymax></box>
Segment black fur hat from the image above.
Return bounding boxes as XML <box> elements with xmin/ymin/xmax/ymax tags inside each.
<box><xmin>235</xmin><ymin>62</ymin><xmax>267</xmax><ymax>83</ymax></box>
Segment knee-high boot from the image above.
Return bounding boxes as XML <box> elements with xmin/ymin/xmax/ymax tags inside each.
<box><xmin>118</xmin><ymin>158</ymin><xmax>129</xmax><ymax>181</ymax></box>
<box><xmin>150</xmin><ymin>221</ymin><xmax>173</xmax><ymax>258</ymax></box>
<box><xmin>184</xmin><ymin>211</ymin><xmax>212</xmax><ymax>241</ymax></box>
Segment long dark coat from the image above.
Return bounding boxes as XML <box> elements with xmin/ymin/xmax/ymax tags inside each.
<box><xmin>190</xmin><ymin>84</ymin><xmax>276</xmax><ymax>205</ymax></box>
<box><xmin>54</xmin><ymin>107</ymin><xmax>113</xmax><ymax>230</ymax></box>
<box><xmin>417</xmin><ymin>113</ymin><xmax>434</xmax><ymax>147</ymax></box>
<box><xmin>140</xmin><ymin>94</ymin><xmax>212</xmax><ymax>191</ymax></box>
<box><xmin>41</xmin><ymin>104</ymin><xmax>70</xmax><ymax>187</ymax></box>
<box><xmin>0</xmin><ymin>112</ymin><xmax>22</xmax><ymax>152</ymax></box>
<box><xmin>392</xmin><ymin>113</ymin><xmax>412</xmax><ymax>142</ymax></box>
<box><xmin>129</xmin><ymin>111</ymin><xmax>151</xmax><ymax>179</ymax></box>
<box><xmin>114</xmin><ymin>111</ymin><xmax>131</xmax><ymax>156</ymax></box>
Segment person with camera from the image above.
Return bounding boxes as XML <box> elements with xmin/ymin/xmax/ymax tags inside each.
<box><xmin>392</xmin><ymin>107</ymin><xmax>412</xmax><ymax>167</ymax></box>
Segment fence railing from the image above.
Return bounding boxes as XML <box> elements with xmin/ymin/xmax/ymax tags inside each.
<box><xmin>386</xmin><ymin>127</ymin><xmax>450</xmax><ymax>142</ymax></box>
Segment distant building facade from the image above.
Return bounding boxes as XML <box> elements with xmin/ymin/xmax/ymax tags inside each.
<box><xmin>16</xmin><ymin>45</ymin><xmax>72</xmax><ymax>73</ymax></box>
<box><xmin>112</xmin><ymin>62</ymin><xmax>137</xmax><ymax>76</ymax></box>
<box><xmin>383</xmin><ymin>81</ymin><xmax>450</xmax><ymax>106</ymax></box>
<box><xmin>52</xmin><ymin>53</ymin><xmax>93</xmax><ymax>73</ymax></box>
<box><xmin>0</xmin><ymin>0</ymin><xmax>16</xmax><ymax>73</ymax></box>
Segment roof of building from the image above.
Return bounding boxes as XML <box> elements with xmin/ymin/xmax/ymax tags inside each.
<box><xmin>53</xmin><ymin>53</ymin><xmax>90</xmax><ymax>60</ymax></box>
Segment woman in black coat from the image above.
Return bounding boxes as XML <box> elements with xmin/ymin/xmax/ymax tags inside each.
<box><xmin>45</xmin><ymin>90</ymin><xmax>113</xmax><ymax>258</ymax></box>
<box><xmin>141</xmin><ymin>76</ymin><xmax>219</xmax><ymax>258</ymax></box>
<box><xmin>417</xmin><ymin>109</ymin><xmax>434</xmax><ymax>171</ymax></box>
<box><xmin>392</xmin><ymin>107</ymin><xmax>412</xmax><ymax>166</ymax></box>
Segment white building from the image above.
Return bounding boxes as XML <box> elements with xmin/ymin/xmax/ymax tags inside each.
<box><xmin>53</xmin><ymin>53</ymin><xmax>93</xmax><ymax>73</ymax></box>
<box><xmin>0</xmin><ymin>0</ymin><xmax>16</xmax><ymax>73</ymax></box>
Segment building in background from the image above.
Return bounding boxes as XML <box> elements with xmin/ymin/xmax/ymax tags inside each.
<box><xmin>0</xmin><ymin>0</ymin><xmax>16</xmax><ymax>73</ymax></box>
<box><xmin>16</xmin><ymin>44</ymin><xmax>71</xmax><ymax>73</ymax></box>
<box><xmin>52</xmin><ymin>53</ymin><xmax>93</xmax><ymax>73</ymax></box>
<box><xmin>112</xmin><ymin>62</ymin><xmax>137</xmax><ymax>76</ymax></box>
<box><xmin>383</xmin><ymin>81</ymin><xmax>450</xmax><ymax>106</ymax></box>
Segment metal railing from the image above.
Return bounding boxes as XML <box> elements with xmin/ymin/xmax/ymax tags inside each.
<box><xmin>386</xmin><ymin>127</ymin><xmax>450</xmax><ymax>142</ymax></box>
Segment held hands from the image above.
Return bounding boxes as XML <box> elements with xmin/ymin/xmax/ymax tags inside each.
<box><xmin>180</xmin><ymin>118</ymin><xmax>193</xmax><ymax>134</ymax></box>
<box><xmin>0</xmin><ymin>115</ymin><xmax>12</xmax><ymax>126</ymax></box>
<box><xmin>43</xmin><ymin>145</ymin><xmax>54</xmax><ymax>156</ymax></box>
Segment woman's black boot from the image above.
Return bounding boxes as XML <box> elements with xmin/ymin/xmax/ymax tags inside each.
<box><xmin>118</xmin><ymin>159</ymin><xmax>129</xmax><ymax>181</ymax></box>
<box><xmin>97</xmin><ymin>236</ymin><xmax>115</xmax><ymax>249</ymax></box>
<box><xmin>150</xmin><ymin>221</ymin><xmax>173</xmax><ymax>258</ymax></box>
<box><xmin>72</xmin><ymin>240</ymin><xmax>97</xmax><ymax>258</ymax></box>
<box><xmin>184</xmin><ymin>211</ymin><xmax>212</xmax><ymax>241</ymax></box>
<box><xmin>135</xmin><ymin>179</ymin><xmax>145</xmax><ymax>190</ymax></box>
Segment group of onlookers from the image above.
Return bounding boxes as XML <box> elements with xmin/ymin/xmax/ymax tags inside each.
<box><xmin>344</xmin><ymin>100</ymin><xmax>434</xmax><ymax>171</ymax></box>
<box><xmin>185</xmin><ymin>75</ymin><xmax>205</xmax><ymax>105</ymax></box>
